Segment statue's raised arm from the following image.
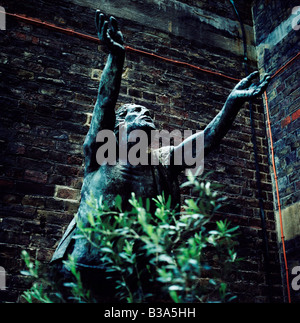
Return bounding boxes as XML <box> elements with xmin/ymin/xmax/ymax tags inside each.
<box><xmin>83</xmin><ymin>11</ymin><xmax>125</xmax><ymax>174</ymax></box>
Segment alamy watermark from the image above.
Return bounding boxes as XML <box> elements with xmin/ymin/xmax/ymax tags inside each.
<box><xmin>292</xmin><ymin>6</ymin><xmax>300</xmax><ymax>31</ymax></box>
<box><xmin>0</xmin><ymin>266</ymin><xmax>6</xmax><ymax>290</ymax></box>
<box><xmin>291</xmin><ymin>266</ymin><xmax>300</xmax><ymax>291</ymax></box>
<box><xmin>0</xmin><ymin>6</ymin><xmax>6</xmax><ymax>31</ymax></box>
<box><xmin>95</xmin><ymin>127</ymin><xmax>204</xmax><ymax>176</ymax></box>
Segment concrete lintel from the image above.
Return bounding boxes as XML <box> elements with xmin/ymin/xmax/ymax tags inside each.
<box><xmin>71</xmin><ymin>0</ymin><xmax>256</xmax><ymax>61</ymax></box>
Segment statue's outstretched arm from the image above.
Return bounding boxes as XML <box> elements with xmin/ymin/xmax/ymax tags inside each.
<box><xmin>203</xmin><ymin>71</ymin><xmax>270</xmax><ymax>155</ymax></box>
<box><xmin>83</xmin><ymin>11</ymin><xmax>125</xmax><ymax>174</ymax></box>
<box><xmin>172</xmin><ymin>72</ymin><xmax>270</xmax><ymax>171</ymax></box>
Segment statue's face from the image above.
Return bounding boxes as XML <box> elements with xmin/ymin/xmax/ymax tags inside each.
<box><xmin>118</xmin><ymin>104</ymin><xmax>156</xmax><ymax>134</ymax></box>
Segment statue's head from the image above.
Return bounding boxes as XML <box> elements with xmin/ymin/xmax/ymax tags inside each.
<box><xmin>114</xmin><ymin>104</ymin><xmax>156</xmax><ymax>138</ymax></box>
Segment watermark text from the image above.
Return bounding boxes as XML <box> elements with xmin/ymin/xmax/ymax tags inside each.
<box><xmin>95</xmin><ymin>127</ymin><xmax>204</xmax><ymax>176</ymax></box>
<box><xmin>0</xmin><ymin>6</ymin><xmax>6</xmax><ymax>30</ymax></box>
<box><xmin>0</xmin><ymin>266</ymin><xmax>6</xmax><ymax>290</ymax></box>
<box><xmin>292</xmin><ymin>6</ymin><xmax>300</xmax><ymax>31</ymax></box>
<box><xmin>291</xmin><ymin>266</ymin><xmax>300</xmax><ymax>291</ymax></box>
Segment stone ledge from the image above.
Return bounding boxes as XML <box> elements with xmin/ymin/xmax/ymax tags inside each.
<box><xmin>71</xmin><ymin>0</ymin><xmax>256</xmax><ymax>60</ymax></box>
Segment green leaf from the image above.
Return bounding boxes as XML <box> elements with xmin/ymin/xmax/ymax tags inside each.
<box><xmin>208</xmin><ymin>230</ymin><xmax>219</xmax><ymax>235</ymax></box>
<box><xmin>169</xmin><ymin>290</ymin><xmax>180</xmax><ymax>303</ymax></box>
<box><xmin>87</xmin><ymin>212</ymin><xmax>95</xmax><ymax>227</ymax></box>
<box><xmin>157</xmin><ymin>254</ymin><xmax>174</xmax><ymax>264</ymax></box>
<box><xmin>20</xmin><ymin>270</ymin><xmax>32</xmax><ymax>276</ymax></box>
<box><xmin>72</xmin><ymin>234</ymin><xmax>85</xmax><ymax>240</ymax></box>
<box><xmin>209</xmin><ymin>279</ymin><xmax>217</xmax><ymax>286</ymax></box>
<box><xmin>115</xmin><ymin>195</ymin><xmax>123</xmax><ymax>212</ymax></box>
<box><xmin>100</xmin><ymin>247</ymin><xmax>114</xmax><ymax>254</ymax></box>
<box><xmin>169</xmin><ymin>285</ymin><xmax>184</xmax><ymax>291</ymax></box>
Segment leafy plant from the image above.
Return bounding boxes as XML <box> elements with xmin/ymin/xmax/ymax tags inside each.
<box><xmin>21</xmin><ymin>171</ymin><xmax>240</xmax><ymax>303</ymax></box>
<box><xmin>20</xmin><ymin>251</ymin><xmax>95</xmax><ymax>303</ymax></box>
<box><xmin>21</xmin><ymin>250</ymin><xmax>53</xmax><ymax>303</ymax></box>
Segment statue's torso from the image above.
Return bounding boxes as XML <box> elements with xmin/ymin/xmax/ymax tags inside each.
<box><xmin>51</xmin><ymin>148</ymin><xmax>181</xmax><ymax>262</ymax></box>
<box><xmin>78</xmin><ymin>162</ymin><xmax>158</xmax><ymax>223</ymax></box>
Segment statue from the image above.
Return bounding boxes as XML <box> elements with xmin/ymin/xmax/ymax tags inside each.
<box><xmin>51</xmin><ymin>11</ymin><xmax>270</xmax><ymax>300</ymax></box>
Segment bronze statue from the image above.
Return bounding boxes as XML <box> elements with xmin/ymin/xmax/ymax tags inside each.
<box><xmin>51</xmin><ymin>11</ymin><xmax>270</xmax><ymax>299</ymax></box>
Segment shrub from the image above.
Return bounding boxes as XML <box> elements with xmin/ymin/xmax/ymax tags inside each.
<box><xmin>21</xmin><ymin>171</ymin><xmax>240</xmax><ymax>303</ymax></box>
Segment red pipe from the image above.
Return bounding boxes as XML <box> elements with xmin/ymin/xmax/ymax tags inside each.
<box><xmin>264</xmin><ymin>53</ymin><xmax>300</xmax><ymax>303</ymax></box>
<box><xmin>264</xmin><ymin>91</ymin><xmax>291</xmax><ymax>303</ymax></box>
<box><xmin>271</xmin><ymin>52</ymin><xmax>300</xmax><ymax>79</ymax></box>
<box><xmin>125</xmin><ymin>45</ymin><xmax>241</xmax><ymax>82</ymax></box>
<box><xmin>3</xmin><ymin>10</ymin><xmax>241</xmax><ymax>82</ymax></box>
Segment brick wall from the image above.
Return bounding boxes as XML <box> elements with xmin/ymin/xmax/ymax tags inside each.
<box><xmin>252</xmin><ymin>0</ymin><xmax>300</xmax><ymax>303</ymax></box>
<box><xmin>0</xmin><ymin>0</ymin><xmax>283</xmax><ymax>302</ymax></box>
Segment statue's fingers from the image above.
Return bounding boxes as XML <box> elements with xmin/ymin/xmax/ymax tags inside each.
<box><xmin>264</xmin><ymin>75</ymin><xmax>271</xmax><ymax>86</ymax></box>
<box><xmin>99</xmin><ymin>14</ymin><xmax>106</xmax><ymax>32</ymax></box>
<box><xmin>101</xmin><ymin>21</ymin><xmax>109</xmax><ymax>41</ymax></box>
<box><xmin>251</xmin><ymin>77</ymin><xmax>270</xmax><ymax>96</ymax></box>
<box><xmin>108</xmin><ymin>16</ymin><xmax>124</xmax><ymax>45</ymax></box>
<box><xmin>236</xmin><ymin>71</ymin><xmax>259</xmax><ymax>89</ymax></box>
<box><xmin>106</xmin><ymin>29</ymin><xmax>123</xmax><ymax>53</ymax></box>
<box><xmin>257</xmin><ymin>75</ymin><xmax>271</xmax><ymax>92</ymax></box>
<box><xmin>260</xmin><ymin>77</ymin><xmax>271</xmax><ymax>92</ymax></box>
<box><xmin>117</xmin><ymin>30</ymin><xmax>124</xmax><ymax>44</ymax></box>
<box><xmin>244</xmin><ymin>71</ymin><xmax>259</xmax><ymax>85</ymax></box>
<box><xmin>95</xmin><ymin>11</ymin><xmax>104</xmax><ymax>32</ymax></box>
<box><xmin>260</xmin><ymin>73</ymin><xmax>271</xmax><ymax>83</ymax></box>
<box><xmin>248</xmin><ymin>71</ymin><xmax>259</xmax><ymax>79</ymax></box>
<box><xmin>109</xmin><ymin>16</ymin><xmax>119</xmax><ymax>34</ymax></box>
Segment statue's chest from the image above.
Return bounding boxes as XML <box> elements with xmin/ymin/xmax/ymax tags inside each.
<box><xmin>83</xmin><ymin>164</ymin><xmax>157</xmax><ymax>205</ymax></box>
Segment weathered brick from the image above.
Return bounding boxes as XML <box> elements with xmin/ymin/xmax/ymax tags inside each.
<box><xmin>128</xmin><ymin>88</ymin><xmax>142</xmax><ymax>98</ymax></box>
<box><xmin>157</xmin><ymin>95</ymin><xmax>170</xmax><ymax>105</ymax></box>
<box><xmin>45</xmin><ymin>67</ymin><xmax>61</xmax><ymax>78</ymax></box>
<box><xmin>54</xmin><ymin>185</ymin><xmax>80</xmax><ymax>201</ymax></box>
<box><xmin>17</xmin><ymin>69</ymin><xmax>34</xmax><ymax>80</ymax></box>
<box><xmin>24</xmin><ymin>170</ymin><xmax>48</xmax><ymax>184</ymax></box>
<box><xmin>55</xmin><ymin>164</ymin><xmax>81</xmax><ymax>177</ymax></box>
<box><xmin>31</xmin><ymin>36</ymin><xmax>39</xmax><ymax>45</ymax></box>
<box><xmin>22</xmin><ymin>195</ymin><xmax>45</xmax><ymax>208</ymax></box>
<box><xmin>142</xmin><ymin>91</ymin><xmax>156</xmax><ymax>101</ymax></box>
<box><xmin>281</xmin><ymin>116</ymin><xmax>291</xmax><ymax>128</ymax></box>
<box><xmin>67</xmin><ymin>155</ymin><xmax>83</xmax><ymax>166</ymax></box>
<box><xmin>74</xmin><ymin>93</ymin><xmax>94</xmax><ymax>105</ymax></box>
<box><xmin>291</xmin><ymin>109</ymin><xmax>300</xmax><ymax>122</ymax></box>
<box><xmin>14</xmin><ymin>32</ymin><xmax>27</xmax><ymax>41</ymax></box>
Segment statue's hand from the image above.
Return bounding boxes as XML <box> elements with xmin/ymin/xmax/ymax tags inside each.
<box><xmin>229</xmin><ymin>71</ymin><xmax>271</xmax><ymax>102</ymax></box>
<box><xmin>96</xmin><ymin>10</ymin><xmax>125</xmax><ymax>55</ymax></box>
